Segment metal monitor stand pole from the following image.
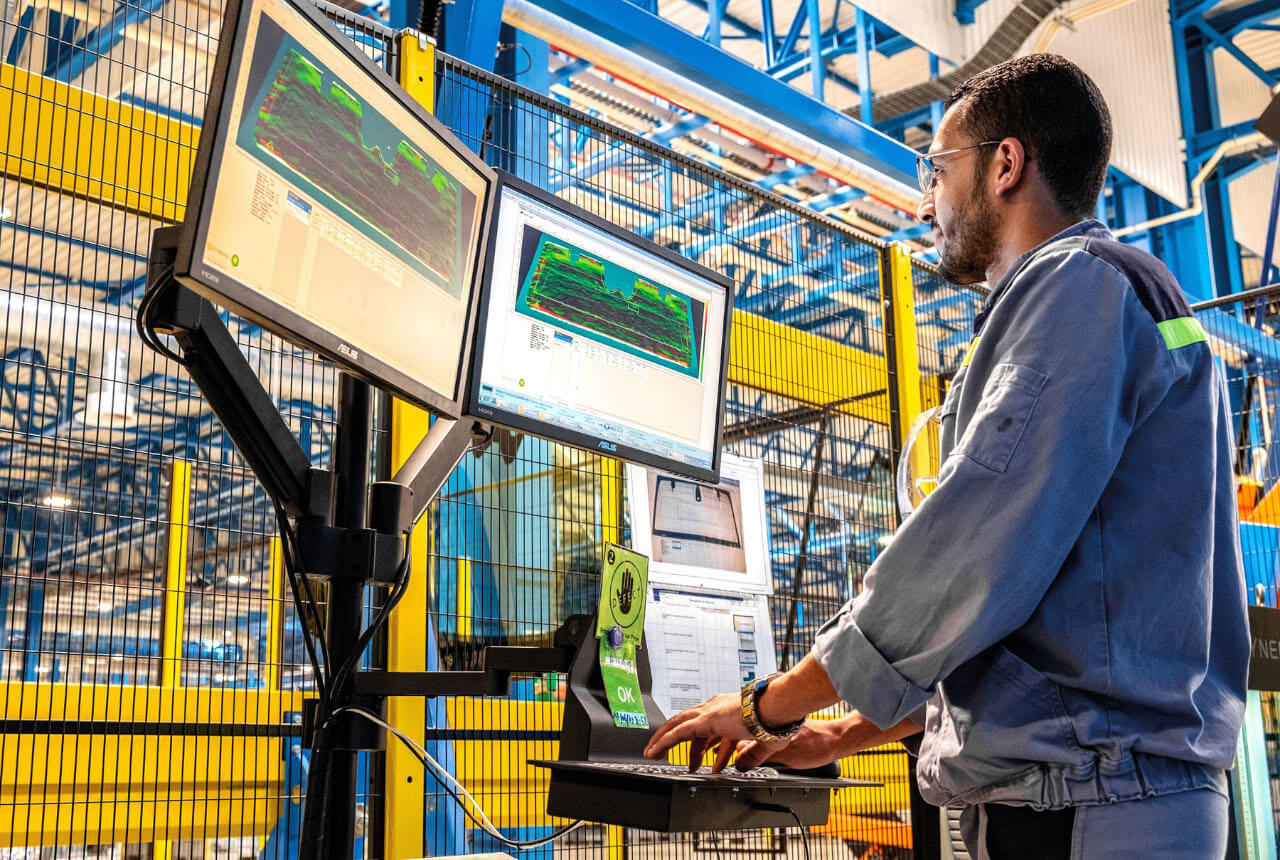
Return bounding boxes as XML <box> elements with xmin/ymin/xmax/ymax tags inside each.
<box><xmin>300</xmin><ymin>374</ymin><xmax>373</xmax><ymax>860</ymax></box>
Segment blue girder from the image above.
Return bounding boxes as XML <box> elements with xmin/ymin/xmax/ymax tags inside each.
<box><xmin>509</xmin><ymin>0</ymin><xmax>918</xmax><ymax>188</ymax></box>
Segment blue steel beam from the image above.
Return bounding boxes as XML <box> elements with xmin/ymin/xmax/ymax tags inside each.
<box><xmin>760</xmin><ymin>0</ymin><xmax>777</xmax><ymax>65</ymax></box>
<box><xmin>704</xmin><ymin>0</ymin><xmax>723</xmax><ymax>46</ymax></box>
<box><xmin>551</xmin><ymin>56</ymin><xmax>592</xmax><ymax>83</ymax></box>
<box><xmin>756</xmin><ymin>164</ymin><xmax>817</xmax><ymax>189</ymax></box>
<box><xmin>806</xmin><ymin>0</ymin><xmax>825</xmax><ymax>102</ymax></box>
<box><xmin>443</xmin><ymin>0</ymin><xmax>507</xmax><ymax>68</ymax></box>
<box><xmin>777</xmin><ymin>1</ymin><xmax>808</xmax><ymax>62</ymax></box>
<box><xmin>5</xmin><ymin>6</ymin><xmax>36</xmax><ymax>65</ymax></box>
<box><xmin>1188</xmin><ymin>17</ymin><xmax>1277</xmax><ymax>87</ymax></box>
<box><xmin>509</xmin><ymin>0</ymin><xmax>918</xmax><ymax>188</ymax></box>
<box><xmin>805</xmin><ymin>186</ymin><xmax>866</xmax><ymax>210</ymax></box>
<box><xmin>635</xmin><ymin>184</ymin><xmax>730</xmax><ymax>238</ymax></box>
<box><xmin>650</xmin><ymin>114</ymin><xmax>711</xmax><ymax>145</ymax></box>
<box><xmin>855</xmin><ymin>7</ymin><xmax>872</xmax><ymax>126</ymax></box>
<box><xmin>1208</xmin><ymin>0</ymin><xmax>1280</xmax><ymax>39</ymax></box>
<box><xmin>767</xmin><ymin>34</ymin><xmax>858</xmax><ymax>82</ymax></box>
<box><xmin>50</xmin><ymin>0</ymin><xmax>168</xmax><ymax>83</ymax></box>
<box><xmin>954</xmin><ymin>0</ymin><xmax>991</xmax><ymax>25</ymax></box>
<box><xmin>675</xmin><ymin>0</ymin><xmax>865</xmax><ymax>95</ymax></box>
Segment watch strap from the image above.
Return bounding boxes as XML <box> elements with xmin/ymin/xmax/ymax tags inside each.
<box><xmin>740</xmin><ymin>673</ymin><xmax>804</xmax><ymax>743</ymax></box>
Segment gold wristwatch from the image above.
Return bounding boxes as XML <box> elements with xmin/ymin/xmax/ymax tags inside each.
<box><xmin>740</xmin><ymin>673</ymin><xmax>805</xmax><ymax>743</ymax></box>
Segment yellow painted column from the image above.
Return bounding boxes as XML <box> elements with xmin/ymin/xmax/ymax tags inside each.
<box><xmin>265</xmin><ymin>537</ymin><xmax>284</xmax><ymax>692</ymax></box>
<box><xmin>599</xmin><ymin>456</ymin><xmax>622</xmax><ymax>545</ymax></box>
<box><xmin>161</xmin><ymin>460</ymin><xmax>192</xmax><ymax>688</ymax></box>
<box><xmin>385</xmin><ymin>34</ymin><xmax>439</xmax><ymax>859</ymax></box>
<box><xmin>882</xmin><ymin>245</ymin><xmax>926</xmax><ymax>478</ymax></box>
<box><xmin>599</xmin><ymin>454</ymin><xmax>623</xmax><ymax>858</ymax></box>
<box><xmin>386</xmin><ymin>398</ymin><xmax>435</xmax><ymax>859</ymax></box>
<box><xmin>456</xmin><ymin>558</ymin><xmax>473</xmax><ymax>640</ymax></box>
<box><xmin>157</xmin><ymin>460</ymin><xmax>191</xmax><ymax>858</ymax></box>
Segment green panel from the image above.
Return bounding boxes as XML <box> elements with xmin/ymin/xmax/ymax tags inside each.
<box><xmin>1158</xmin><ymin>316</ymin><xmax>1209</xmax><ymax>350</ymax></box>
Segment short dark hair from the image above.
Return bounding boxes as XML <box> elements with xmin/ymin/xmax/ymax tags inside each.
<box><xmin>946</xmin><ymin>54</ymin><xmax>1112</xmax><ymax>219</ymax></box>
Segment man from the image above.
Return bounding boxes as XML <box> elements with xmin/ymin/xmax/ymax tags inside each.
<box><xmin>643</xmin><ymin>54</ymin><xmax>1249</xmax><ymax>858</ymax></box>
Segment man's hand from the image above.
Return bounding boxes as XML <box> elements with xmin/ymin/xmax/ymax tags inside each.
<box><xmin>644</xmin><ymin>657</ymin><xmax>844</xmax><ymax>772</ymax></box>
<box><xmin>643</xmin><ymin>691</ymin><xmax>754</xmax><ymax>772</ymax></box>
<box><xmin>735</xmin><ymin>711</ymin><xmax>925</xmax><ymax>772</ymax></box>
<box><xmin>732</xmin><ymin>719</ymin><xmax>843</xmax><ymax>771</ymax></box>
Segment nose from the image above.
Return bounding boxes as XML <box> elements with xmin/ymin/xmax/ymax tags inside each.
<box><xmin>917</xmin><ymin>190</ymin><xmax>935</xmax><ymax>225</ymax></box>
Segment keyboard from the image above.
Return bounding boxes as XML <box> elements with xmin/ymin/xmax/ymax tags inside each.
<box><xmin>589</xmin><ymin>762</ymin><xmax>780</xmax><ymax>779</ymax></box>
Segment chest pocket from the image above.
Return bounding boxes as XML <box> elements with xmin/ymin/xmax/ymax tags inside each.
<box><xmin>955</xmin><ymin>363</ymin><xmax>1047</xmax><ymax>474</ymax></box>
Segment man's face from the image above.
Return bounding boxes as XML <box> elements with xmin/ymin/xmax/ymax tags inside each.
<box><xmin>918</xmin><ymin>107</ymin><xmax>999</xmax><ymax>285</ymax></box>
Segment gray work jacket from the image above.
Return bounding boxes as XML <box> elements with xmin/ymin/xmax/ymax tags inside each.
<box><xmin>812</xmin><ymin>220</ymin><xmax>1249</xmax><ymax>809</ymax></box>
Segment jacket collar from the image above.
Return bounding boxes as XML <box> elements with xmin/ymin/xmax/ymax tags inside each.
<box><xmin>972</xmin><ymin>219</ymin><xmax>1113</xmax><ymax>335</ymax></box>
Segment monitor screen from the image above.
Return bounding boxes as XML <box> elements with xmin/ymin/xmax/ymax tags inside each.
<box><xmin>175</xmin><ymin>0</ymin><xmax>493</xmax><ymax>416</ymax></box>
<box><xmin>468</xmin><ymin>176</ymin><xmax>734</xmax><ymax>481</ymax></box>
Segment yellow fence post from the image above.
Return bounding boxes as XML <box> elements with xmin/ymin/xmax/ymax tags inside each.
<box><xmin>598</xmin><ymin>456</ymin><xmax>624</xmax><ymax>860</ymax></box>
<box><xmin>266</xmin><ymin>537</ymin><xmax>284</xmax><ymax>692</ymax></box>
<box><xmin>386</xmin><ymin>398</ymin><xmax>434</xmax><ymax>859</ymax></box>
<box><xmin>383</xmin><ymin>32</ymin><xmax>439</xmax><ymax>859</ymax></box>
<box><xmin>162</xmin><ymin>460</ymin><xmax>192</xmax><ymax>688</ymax></box>
<box><xmin>157</xmin><ymin>460</ymin><xmax>190</xmax><ymax>858</ymax></box>
<box><xmin>883</xmin><ymin>244</ymin><xmax>924</xmax><ymax>471</ymax></box>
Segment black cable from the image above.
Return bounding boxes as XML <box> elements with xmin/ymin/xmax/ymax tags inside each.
<box><xmin>329</xmin><ymin>534</ymin><xmax>411</xmax><ymax>702</ymax></box>
<box><xmin>496</xmin><ymin>41</ymin><xmax>532</xmax><ymax>77</ymax></box>
<box><xmin>273</xmin><ymin>506</ymin><xmax>331</xmax><ymax>702</ymax></box>
<box><xmin>278</xmin><ymin>509</ymin><xmax>334</xmax><ymax>684</ymax></box>
<box><xmin>753</xmin><ymin>803</ymin><xmax>810</xmax><ymax>860</ymax></box>
<box><xmin>784</xmin><ymin>806</ymin><xmax>810</xmax><ymax>860</ymax></box>
<box><xmin>134</xmin><ymin>267</ymin><xmax>189</xmax><ymax>367</ymax></box>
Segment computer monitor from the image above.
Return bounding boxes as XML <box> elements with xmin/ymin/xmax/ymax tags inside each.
<box><xmin>173</xmin><ymin>0</ymin><xmax>494</xmax><ymax>416</ymax></box>
<box><xmin>468</xmin><ymin>175</ymin><xmax>734</xmax><ymax>482</ymax></box>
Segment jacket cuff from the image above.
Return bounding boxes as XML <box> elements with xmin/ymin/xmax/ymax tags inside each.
<box><xmin>811</xmin><ymin>612</ymin><xmax>932</xmax><ymax>730</ymax></box>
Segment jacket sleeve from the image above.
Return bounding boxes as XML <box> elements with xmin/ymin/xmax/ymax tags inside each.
<box><xmin>811</xmin><ymin>250</ymin><xmax>1176</xmax><ymax>729</ymax></box>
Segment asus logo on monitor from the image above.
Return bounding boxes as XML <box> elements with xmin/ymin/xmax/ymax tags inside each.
<box><xmin>598</xmin><ymin>441</ymin><xmax>618</xmax><ymax>452</ymax></box>
<box><xmin>337</xmin><ymin>343</ymin><xmax>359</xmax><ymax>360</ymax></box>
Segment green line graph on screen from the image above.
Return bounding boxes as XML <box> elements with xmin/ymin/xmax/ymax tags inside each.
<box><xmin>516</xmin><ymin>231</ymin><xmax>703</xmax><ymax>379</ymax></box>
<box><xmin>236</xmin><ymin>18</ymin><xmax>474</xmax><ymax>297</ymax></box>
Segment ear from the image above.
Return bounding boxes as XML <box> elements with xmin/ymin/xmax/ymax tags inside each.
<box><xmin>990</xmin><ymin>137</ymin><xmax>1027</xmax><ymax>199</ymax></box>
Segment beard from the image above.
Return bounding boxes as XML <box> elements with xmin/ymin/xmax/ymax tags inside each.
<box><xmin>935</xmin><ymin>183</ymin><xmax>998</xmax><ymax>285</ymax></box>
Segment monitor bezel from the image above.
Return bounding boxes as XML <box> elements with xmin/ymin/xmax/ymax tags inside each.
<box><xmin>172</xmin><ymin>0</ymin><xmax>495</xmax><ymax>418</ymax></box>
<box><xmin>465</xmin><ymin>172</ymin><xmax>735</xmax><ymax>483</ymax></box>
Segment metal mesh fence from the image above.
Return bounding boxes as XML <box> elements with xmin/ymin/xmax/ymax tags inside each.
<box><xmin>0</xmin><ymin>1</ymin><xmax>396</xmax><ymax>855</ymax></box>
<box><xmin>1193</xmin><ymin>285</ymin><xmax>1280</xmax><ymax>845</ymax></box>
<box><xmin>0</xmin><ymin>2</ymin><xmax>917</xmax><ymax>856</ymax></box>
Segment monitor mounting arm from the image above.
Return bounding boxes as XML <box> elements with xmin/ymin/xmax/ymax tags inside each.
<box><xmin>144</xmin><ymin>225</ymin><xmax>564</xmax><ymax>859</ymax></box>
<box><xmin>147</xmin><ymin>226</ymin><xmax>330</xmax><ymax>520</ymax></box>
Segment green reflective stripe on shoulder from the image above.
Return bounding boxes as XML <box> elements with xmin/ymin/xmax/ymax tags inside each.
<box><xmin>962</xmin><ymin>336</ymin><xmax>981</xmax><ymax>367</ymax></box>
<box><xmin>1158</xmin><ymin>317</ymin><xmax>1208</xmax><ymax>350</ymax></box>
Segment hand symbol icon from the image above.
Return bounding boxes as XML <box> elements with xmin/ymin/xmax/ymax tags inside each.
<box><xmin>617</xmin><ymin>568</ymin><xmax>635</xmax><ymax>616</ymax></box>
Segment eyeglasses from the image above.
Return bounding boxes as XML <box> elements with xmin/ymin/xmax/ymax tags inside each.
<box><xmin>915</xmin><ymin>141</ymin><xmax>1002</xmax><ymax>193</ymax></box>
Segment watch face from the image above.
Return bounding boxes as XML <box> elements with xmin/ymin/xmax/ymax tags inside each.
<box><xmin>608</xmin><ymin>557</ymin><xmax>645</xmax><ymax>635</ymax></box>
